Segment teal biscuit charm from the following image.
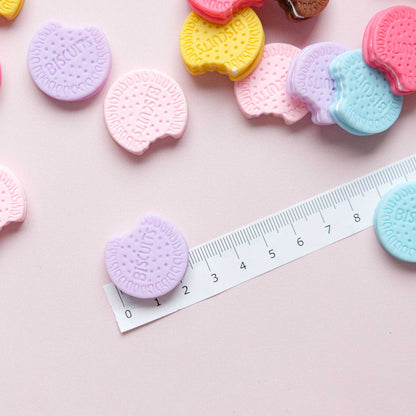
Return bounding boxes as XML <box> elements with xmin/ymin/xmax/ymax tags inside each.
<box><xmin>329</xmin><ymin>49</ymin><xmax>403</xmax><ymax>136</ymax></box>
<box><xmin>374</xmin><ymin>183</ymin><xmax>416</xmax><ymax>262</ymax></box>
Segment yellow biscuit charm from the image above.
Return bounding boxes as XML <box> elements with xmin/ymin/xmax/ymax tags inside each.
<box><xmin>0</xmin><ymin>0</ymin><xmax>24</xmax><ymax>20</ymax></box>
<box><xmin>179</xmin><ymin>8</ymin><xmax>265</xmax><ymax>81</ymax></box>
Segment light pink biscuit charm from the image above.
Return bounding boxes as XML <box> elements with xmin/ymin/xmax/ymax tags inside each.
<box><xmin>0</xmin><ymin>165</ymin><xmax>26</xmax><ymax>231</ymax></box>
<box><xmin>234</xmin><ymin>43</ymin><xmax>308</xmax><ymax>124</ymax></box>
<box><xmin>104</xmin><ymin>70</ymin><xmax>188</xmax><ymax>155</ymax></box>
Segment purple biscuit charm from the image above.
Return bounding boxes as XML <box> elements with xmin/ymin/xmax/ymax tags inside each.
<box><xmin>287</xmin><ymin>42</ymin><xmax>347</xmax><ymax>125</ymax></box>
<box><xmin>28</xmin><ymin>21</ymin><xmax>112</xmax><ymax>102</ymax></box>
<box><xmin>105</xmin><ymin>215</ymin><xmax>189</xmax><ymax>299</ymax></box>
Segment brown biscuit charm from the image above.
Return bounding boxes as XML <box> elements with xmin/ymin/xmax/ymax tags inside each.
<box><xmin>276</xmin><ymin>0</ymin><xmax>329</xmax><ymax>21</ymax></box>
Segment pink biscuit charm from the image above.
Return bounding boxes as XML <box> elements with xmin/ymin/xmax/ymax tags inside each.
<box><xmin>104</xmin><ymin>70</ymin><xmax>188</xmax><ymax>155</ymax></box>
<box><xmin>188</xmin><ymin>0</ymin><xmax>266</xmax><ymax>24</ymax></box>
<box><xmin>28</xmin><ymin>21</ymin><xmax>112</xmax><ymax>101</ymax></box>
<box><xmin>105</xmin><ymin>215</ymin><xmax>189</xmax><ymax>299</ymax></box>
<box><xmin>363</xmin><ymin>6</ymin><xmax>416</xmax><ymax>95</ymax></box>
<box><xmin>0</xmin><ymin>165</ymin><xmax>26</xmax><ymax>231</ymax></box>
<box><xmin>234</xmin><ymin>43</ymin><xmax>309</xmax><ymax>124</ymax></box>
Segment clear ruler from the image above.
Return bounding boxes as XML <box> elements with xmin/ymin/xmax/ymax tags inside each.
<box><xmin>104</xmin><ymin>154</ymin><xmax>416</xmax><ymax>333</ymax></box>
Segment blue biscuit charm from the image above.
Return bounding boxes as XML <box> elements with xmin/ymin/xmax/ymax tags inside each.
<box><xmin>329</xmin><ymin>49</ymin><xmax>403</xmax><ymax>136</ymax></box>
<box><xmin>374</xmin><ymin>183</ymin><xmax>416</xmax><ymax>262</ymax></box>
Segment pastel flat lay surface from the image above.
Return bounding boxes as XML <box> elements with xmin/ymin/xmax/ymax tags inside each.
<box><xmin>2</xmin><ymin>1</ymin><xmax>416</xmax><ymax>415</ymax></box>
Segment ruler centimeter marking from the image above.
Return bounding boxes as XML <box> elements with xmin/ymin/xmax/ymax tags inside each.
<box><xmin>104</xmin><ymin>154</ymin><xmax>416</xmax><ymax>333</ymax></box>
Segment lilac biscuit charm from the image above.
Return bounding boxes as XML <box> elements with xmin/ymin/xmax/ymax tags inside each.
<box><xmin>28</xmin><ymin>21</ymin><xmax>112</xmax><ymax>102</ymax></box>
<box><xmin>287</xmin><ymin>42</ymin><xmax>347</xmax><ymax>125</ymax></box>
<box><xmin>105</xmin><ymin>215</ymin><xmax>189</xmax><ymax>299</ymax></box>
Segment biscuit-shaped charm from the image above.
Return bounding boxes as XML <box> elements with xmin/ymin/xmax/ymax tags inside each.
<box><xmin>0</xmin><ymin>165</ymin><xmax>26</xmax><ymax>231</ymax></box>
<box><xmin>329</xmin><ymin>50</ymin><xmax>403</xmax><ymax>136</ymax></box>
<box><xmin>362</xmin><ymin>6</ymin><xmax>416</xmax><ymax>95</ymax></box>
<box><xmin>362</xmin><ymin>9</ymin><xmax>385</xmax><ymax>66</ymax></box>
<box><xmin>235</xmin><ymin>43</ymin><xmax>308</xmax><ymax>124</ymax></box>
<box><xmin>276</xmin><ymin>0</ymin><xmax>329</xmax><ymax>21</ymax></box>
<box><xmin>374</xmin><ymin>183</ymin><xmax>416</xmax><ymax>263</ymax></box>
<box><xmin>286</xmin><ymin>42</ymin><xmax>347</xmax><ymax>125</ymax></box>
<box><xmin>0</xmin><ymin>0</ymin><xmax>24</xmax><ymax>20</ymax></box>
<box><xmin>105</xmin><ymin>215</ymin><xmax>189</xmax><ymax>299</ymax></box>
<box><xmin>28</xmin><ymin>21</ymin><xmax>112</xmax><ymax>102</ymax></box>
<box><xmin>180</xmin><ymin>8</ymin><xmax>265</xmax><ymax>81</ymax></box>
<box><xmin>188</xmin><ymin>0</ymin><xmax>265</xmax><ymax>25</ymax></box>
<box><xmin>104</xmin><ymin>70</ymin><xmax>188</xmax><ymax>156</ymax></box>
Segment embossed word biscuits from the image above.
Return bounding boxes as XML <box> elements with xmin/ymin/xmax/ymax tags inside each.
<box><xmin>276</xmin><ymin>0</ymin><xmax>329</xmax><ymax>21</ymax></box>
<box><xmin>188</xmin><ymin>0</ymin><xmax>265</xmax><ymax>24</ymax></box>
<box><xmin>329</xmin><ymin>50</ymin><xmax>403</xmax><ymax>136</ymax></box>
<box><xmin>374</xmin><ymin>183</ymin><xmax>416</xmax><ymax>262</ymax></box>
<box><xmin>363</xmin><ymin>5</ymin><xmax>416</xmax><ymax>95</ymax></box>
<box><xmin>235</xmin><ymin>43</ymin><xmax>308</xmax><ymax>124</ymax></box>
<box><xmin>104</xmin><ymin>70</ymin><xmax>187</xmax><ymax>156</ymax></box>
<box><xmin>0</xmin><ymin>0</ymin><xmax>24</xmax><ymax>20</ymax></box>
<box><xmin>286</xmin><ymin>42</ymin><xmax>347</xmax><ymax>125</ymax></box>
<box><xmin>28</xmin><ymin>22</ymin><xmax>112</xmax><ymax>102</ymax></box>
<box><xmin>105</xmin><ymin>215</ymin><xmax>189</xmax><ymax>299</ymax></box>
<box><xmin>0</xmin><ymin>165</ymin><xmax>26</xmax><ymax>231</ymax></box>
<box><xmin>180</xmin><ymin>8</ymin><xmax>265</xmax><ymax>81</ymax></box>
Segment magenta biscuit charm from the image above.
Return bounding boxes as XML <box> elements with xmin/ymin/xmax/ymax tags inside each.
<box><xmin>362</xmin><ymin>6</ymin><xmax>416</xmax><ymax>95</ymax></box>
<box><xmin>188</xmin><ymin>0</ymin><xmax>266</xmax><ymax>25</ymax></box>
<box><xmin>27</xmin><ymin>21</ymin><xmax>112</xmax><ymax>101</ymax></box>
<box><xmin>234</xmin><ymin>43</ymin><xmax>308</xmax><ymax>124</ymax></box>
<box><xmin>105</xmin><ymin>215</ymin><xmax>189</xmax><ymax>299</ymax></box>
<box><xmin>0</xmin><ymin>165</ymin><xmax>26</xmax><ymax>231</ymax></box>
<box><xmin>104</xmin><ymin>70</ymin><xmax>187</xmax><ymax>156</ymax></box>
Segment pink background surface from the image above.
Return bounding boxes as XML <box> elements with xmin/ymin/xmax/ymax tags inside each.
<box><xmin>1</xmin><ymin>0</ymin><xmax>416</xmax><ymax>414</ymax></box>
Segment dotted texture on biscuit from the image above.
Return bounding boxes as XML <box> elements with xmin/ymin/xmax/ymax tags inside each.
<box><xmin>374</xmin><ymin>183</ymin><xmax>416</xmax><ymax>263</ymax></box>
<box><xmin>180</xmin><ymin>8</ymin><xmax>265</xmax><ymax>80</ymax></box>
<box><xmin>330</xmin><ymin>50</ymin><xmax>403</xmax><ymax>135</ymax></box>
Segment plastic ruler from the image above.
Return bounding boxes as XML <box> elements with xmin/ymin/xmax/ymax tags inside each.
<box><xmin>104</xmin><ymin>154</ymin><xmax>416</xmax><ymax>333</ymax></box>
